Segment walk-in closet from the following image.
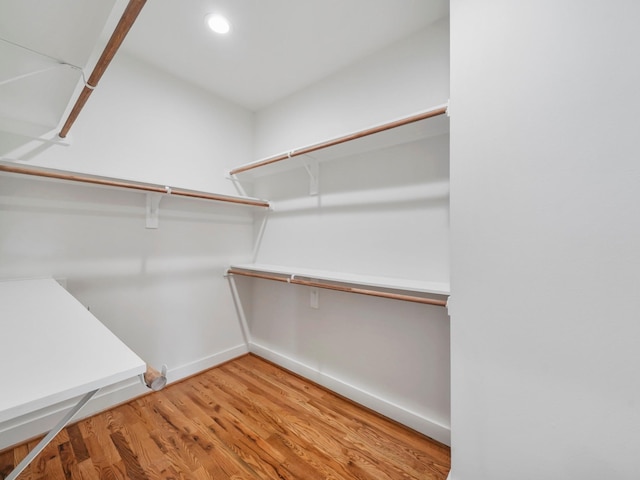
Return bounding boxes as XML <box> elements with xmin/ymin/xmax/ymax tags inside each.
<box><xmin>3</xmin><ymin>0</ymin><xmax>639</xmax><ymax>479</ymax></box>
<box><xmin>1</xmin><ymin>1</ymin><xmax>451</xmax><ymax>478</ymax></box>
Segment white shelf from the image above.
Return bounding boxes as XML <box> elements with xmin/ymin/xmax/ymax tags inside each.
<box><xmin>0</xmin><ymin>162</ymin><xmax>270</xmax><ymax>209</ymax></box>
<box><xmin>0</xmin><ymin>1</ymin><xmax>120</xmax><ymax>139</ymax></box>
<box><xmin>0</xmin><ymin>278</ymin><xmax>146</xmax><ymax>424</ymax></box>
<box><xmin>229</xmin><ymin>104</ymin><xmax>449</xmax><ymax>180</ymax></box>
<box><xmin>229</xmin><ymin>263</ymin><xmax>450</xmax><ymax>297</ymax></box>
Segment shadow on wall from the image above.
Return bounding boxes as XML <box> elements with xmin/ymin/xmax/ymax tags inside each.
<box><xmin>251</xmin><ymin>134</ymin><xmax>450</xmax><ymax>202</ymax></box>
<box><xmin>0</xmin><ymin>129</ymin><xmax>61</xmax><ymax>162</ymax></box>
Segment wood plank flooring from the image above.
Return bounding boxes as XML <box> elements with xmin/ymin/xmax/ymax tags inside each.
<box><xmin>0</xmin><ymin>354</ymin><xmax>450</xmax><ymax>479</ymax></box>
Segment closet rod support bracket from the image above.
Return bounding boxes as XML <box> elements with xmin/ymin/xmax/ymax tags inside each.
<box><xmin>304</xmin><ymin>158</ymin><xmax>319</xmax><ymax>195</ymax></box>
<box><xmin>225</xmin><ymin>171</ymin><xmax>251</xmax><ymax>198</ymax></box>
<box><xmin>145</xmin><ymin>192</ymin><xmax>163</xmax><ymax>229</ymax></box>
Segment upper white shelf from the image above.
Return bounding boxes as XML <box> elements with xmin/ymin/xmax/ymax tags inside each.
<box><xmin>229</xmin><ymin>263</ymin><xmax>450</xmax><ymax>297</ymax></box>
<box><xmin>0</xmin><ymin>1</ymin><xmax>122</xmax><ymax>139</ymax></box>
<box><xmin>0</xmin><ymin>161</ymin><xmax>270</xmax><ymax>209</ymax></box>
<box><xmin>229</xmin><ymin>104</ymin><xmax>449</xmax><ymax>180</ymax></box>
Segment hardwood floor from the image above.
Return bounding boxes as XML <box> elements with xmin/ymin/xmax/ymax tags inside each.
<box><xmin>0</xmin><ymin>354</ymin><xmax>450</xmax><ymax>479</ymax></box>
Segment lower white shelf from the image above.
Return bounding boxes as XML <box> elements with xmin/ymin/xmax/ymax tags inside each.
<box><xmin>0</xmin><ymin>278</ymin><xmax>146</xmax><ymax>424</ymax></box>
<box><xmin>227</xmin><ymin>263</ymin><xmax>449</xmax><ymax>307</ymax></box>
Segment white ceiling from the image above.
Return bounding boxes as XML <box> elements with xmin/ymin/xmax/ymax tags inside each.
<box><xmin>0</xmin><ymin>0</ymin><xmax>448</xmax><ymax>140</ymax></box>
<box><xmin>119</xmin><ymin>0</ymin><xmax>449</xmax><ymax>110</ymax></box>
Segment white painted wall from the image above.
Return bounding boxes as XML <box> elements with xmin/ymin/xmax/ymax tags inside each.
<box><xmin>245</xmin><ymin>20</ymin><xmax>452</xmax><ymax>444</ymax></box>
<box><xmin>254</xmin><ymin>135</ymin><xmax>450</xmax><ymax>281</ymax></box>
<box><xmin>253</xmin><ymin>19</ymin><xmax>450</xmax><ymax>160</ymax></box>
<box><xmin>0</xmin><ymin>55</ymin><xmax>256</xmax><ymax>449</ymax></box>
<box><xmin>1</xmin><ymin>52</ymin><xmax>253</xmax><ymax>194</ymax></box>
<box><xmin>450</xmin><ymin>1</ymin><xmax>640</xmax><ymax>478</ymax></box>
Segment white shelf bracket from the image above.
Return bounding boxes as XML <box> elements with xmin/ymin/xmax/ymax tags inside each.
<box><xmin>5</xmin><ymin>389</ymin><xmax>99</xmax><ymax>480</ymax></box>
<box><xmin>252</xmin><ymin>211</ymin><xmax>269</xmax><ymax>263</ymax></box>
<box><xmin>145</xmin><ymin>192</ymin><xmax>163</xmax><ymax>229</ymax></box>
<box><xmin>226</xmin><ymin>171</ymin><xmax>251</xmax><ymax>197</ymax></box>
<box><xmin>310</xmin><ymin>287</ymin><xmax>319</xmax><ymax>309</ymax></box>
<box><xmin>226</xmin><ymin>274</ymin><xmax>251</xmax><ymax>347</ymax></box>
<box><xmin>303</xmin><ymin>157</ymin><xmax>319</xmax><ymax>195</ymax></box>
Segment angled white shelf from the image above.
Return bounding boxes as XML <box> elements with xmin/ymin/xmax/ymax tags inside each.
<box><xmin>228</xmin><ymin>103</ymin><xmax>449</xmax><ymax>180</ymax></box>
<box><xmin>228</xmin><ymin>263</ymin><xmax>450</xmax><ymax>306</ymax></box>
<box><xmin>0</xmin><ymin>278</ymin><xmax>146</xmax><ymax>479</ymax></box>
<box><xmin>0</xmin><ymin>278</ymin><xmax>146</xmax><ymax>423</ymax></box>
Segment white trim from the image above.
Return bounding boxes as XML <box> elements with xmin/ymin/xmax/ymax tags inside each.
<box><xmin>249</xmin><ymin>341</ymin><xmax>451</xmax><ymax>446</ymax></box>
<box><xmin>168</xmin><ymin>344</ymin><xmax>248</xmax><ymax>381</ymax></box>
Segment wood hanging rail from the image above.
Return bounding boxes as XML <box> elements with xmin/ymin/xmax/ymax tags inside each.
<box><xmin>58</xmin><ymin>0</ymin><xmax>147</xmax><ymax>138</ymax></box>
<box><xmin>226</xmin><ymin>269</ymin><xmax>291</xmax><ymax>283</ymax></box>
<box><xmin>229</xmin><ymin>105</ymin><xmax>448</xmax><ymax>176</ymax></box>
<box><xmin>0</xmin><ymin>163</ymin><xmax>270</xmax><ymax>208</ymax></box>
<box><xmin>227</xmin><ymin>268</ymin><xmax>448</xmax><ymax>307</ymax></box>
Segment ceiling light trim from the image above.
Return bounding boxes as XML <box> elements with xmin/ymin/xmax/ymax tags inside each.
<box><xmin>205</xmin><ymin>13</ymin><xmax>231</xmax><ymax>35</ymax></box>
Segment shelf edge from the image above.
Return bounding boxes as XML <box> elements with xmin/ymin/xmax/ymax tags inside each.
<box><xmin>228</xmin><ymin>263</ymin><xmax>450</xmax><ymax>297</ymax></box>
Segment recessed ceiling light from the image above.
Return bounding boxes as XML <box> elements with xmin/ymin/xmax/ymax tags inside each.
<box><xmin>205</xmin><ymin>14</ymin><xmax>231</xmax><ymax>34</ymax></box>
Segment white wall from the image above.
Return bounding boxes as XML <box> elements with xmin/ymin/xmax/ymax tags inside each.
<box><xmin>244</xmin><ymin>20</ymin><xmax>451</xmax><ymax>444</ymax></box>
<box><xmin>254</xmin><ymin>135</ymin><xmax>450</xmax><ymax>281</ymax></box>
<box><xmin>1</xmin><ymin>52</ymin><xmax>253</xmax><ymax>194</ymax></box>
<box><xmin>254</xmin><ymin>19</ymin><xmax>450</xmax><ymax>160</ymax></box>
<box><xmin>0</xmin><ymin>55</ymin><xmax>256</xmax><ymax>449</ymax></box>
<box><xmin>450</xmin><ymin>1</ymin><xmax>640</xmax><ymax>478</ymax></box>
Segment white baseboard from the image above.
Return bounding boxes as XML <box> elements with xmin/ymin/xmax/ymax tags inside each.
<box><xmin>0</xmin><ymin>344</ymin><xmax>248</xmax><ymax>452</ymax></box>
<box><xmin>167</xmin><ymin>344</ymin><xmax>248</xmax><ymax>382</ymax></box>
<box><xmin>249</xmin><ymin>342</ymin><xmax>451</xmax><ymax>446</ymax></box>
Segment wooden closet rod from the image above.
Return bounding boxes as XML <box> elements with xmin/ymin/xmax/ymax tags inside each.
<box><xmin>59</xmin><ymin>0</ymin><xmax>147</xmax><ymax>138</ymax></box>
<box><xmin>227</xmin><ymin>269</ymin><xmax>291</xmax><ymax>283</ymax></box>
<box><xmin>227</xmin><ymin>268</ymin><xmax>447</xmax><ymax>307</ymax></box>
<box><xmin>229</xmin><ymin>105</ymin><xmax>448</xmax><ymax>175</ymax></box>
<box><xmin>0</xmin><ymin>163</ymin><xmax>270</xmax><ymax>208</ymax></box>
<box><xmin>290</xmin><ymin>278</ymin><xmax>447</xmax><ymax>307</ymax></box>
